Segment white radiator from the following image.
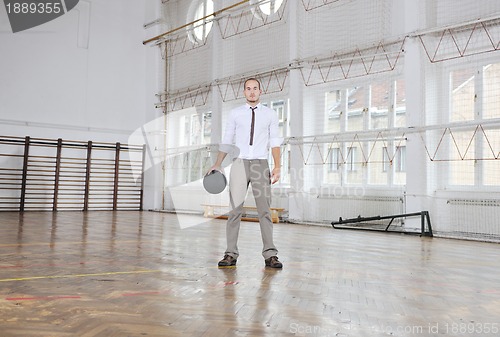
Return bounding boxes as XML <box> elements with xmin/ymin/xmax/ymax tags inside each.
<box><xmin>311</xmin><ymin>195</ymin><xmax>404</xmax><ymax>224</ymax></box>
<box><xmin>445</xmin><ymin>198</ymin><xmax>500</xmax><ymax>239</ymax></box>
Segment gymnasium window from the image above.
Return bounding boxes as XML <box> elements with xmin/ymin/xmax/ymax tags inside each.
<box><xmin>203</xmin><ymin>111</ymin><xmax>211</xmax><ymax>143</ymax></box>
<box><xmin>260</xmin><ymin>0</ymin><xmax>284</xmax><ymax>15</ymax></box>
<box><xmin>190</xmin><ymin>0</ymin><xmax>214</xmax><ymax>43</ymax></box>
<box><xmin>261</xmin><ymin>99</ymin><xmax>288</xmax><ymax>137</ymax></box>
<box><xmin>323</xmin><ymin>79</ymin><xmax>406</xmax><ymax>186</ymax></box>
<box><xmin>382</xmin><ymin>148</ymin><xmax>389</xmax><ymax>173</ymax></box>
<box><xmin>325</xmin><ymin>80</ymin><xmax>405</xmax><ymax>132</ymax></box>
<box><xmin>395</xmin><ymin>80</ymin><xmax>406</xmax><ymax>127</ymax></box>
<box><xmin>450</xmin><ymin>68</ymin><xmax>475</xmax><ymax>122</ymax></box>
<box><xmin>272</xmin><ymin>100</ymin><xmax>285</xmax><ymax>126</ymax></box>
<box><xmin>483</xmin><ymin>63</ymin><xmax>500</xmax><ymax>119</ymax></box>
<box><xmin>395</xmin><ymin>146</ymin><xmax>406</xmax><ymax>172</ymax></box>
<box><xmin>328</xmin><ymin>148</ymin><xmax>340</xmax><ymax>172</ymax></box>
<box><xmin>346</xmin><ymin>147</ymin><xmax>357</xmax><ymax>172</ymax></box>
<box><xmin>482</xmin><ymin>63</ymin><xmax>500</xmax><ymax>186</ymax></box>
<box><xmin>382</xmin><ymin>145</ymin><xmax>406</xmax><ymax>172</ymax></box>
<box><xmin>448</xmin><ymin>62</ymin><xmax>500</xmax><ymax>187</ymax></box>
<box><xmin>369</xmin><ymin>81</ymin><xmax>390</xmax><ymax>130</ymax></box>
<box><xmin>345</xmin><ymin>146</ymin><xmax>362</xmax><ymax>184</ymax></box>
<box><xmin>382</xmin><ymin>146</ymin><xmax>406</xmax><ymax>173</ymax></box>
<box><xmin>264</xmin><ymin>99</ymin><xmax>289</xmax><ymax>184</ymax></box>
<box><xmin>168</xmin><ymin>109</ymin><xmax>210</xmax><ymax>147</ymax></box>
<box><xmin>251</xmin><ymin>0</ymin><xmax>284</xmax><ymax>18</ymax></box>
<box><xmin>346</xmin><ymin>86</ymin><xmax>364</xmax><ymax>132</ymax></box>
<box><xmin>325</xmin><ymin>90</ymin><xmax>341</xmax><ymax>133</ymax></box>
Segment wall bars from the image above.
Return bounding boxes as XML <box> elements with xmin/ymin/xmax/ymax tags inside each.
<box><xmin>0</xmin><ymin>136</ymin><xmax>145</xmax><ymax>211</ymax></box>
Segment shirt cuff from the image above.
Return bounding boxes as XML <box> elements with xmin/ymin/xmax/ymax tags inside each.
<box><xmin>270</xmin><ymin>137</ymin><xmax>283</xmax><ymax>148</ymax></box>
<box><xmin>219</xmin><ymin>143</ymin><xmax>240</xmax><ymax>157</ymax></box>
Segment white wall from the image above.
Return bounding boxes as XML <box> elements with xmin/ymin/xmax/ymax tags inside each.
<box><xmin>0</xmin><ymin>0</ymin><xmax>164</xmax><ymax>210</ymax></box>
<box><xmin>0</xmin><ymin>0</ymin><xmax>158</xmax><ymax>142</ymax></box>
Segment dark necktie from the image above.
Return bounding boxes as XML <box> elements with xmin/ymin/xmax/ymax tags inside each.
<box><xmin>249</xmin><ymin>106</ymin><xmax>257</xmax><ymax>146</ymax></box>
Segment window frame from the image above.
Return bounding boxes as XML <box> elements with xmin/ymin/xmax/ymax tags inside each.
<box><xmin>250</xmin><ymin>0</ymin><xmax>285</xmax><ymax>20</ymax></box>
<box><xmin>187</xmin><ymin>0</ymin><xmax>214</xmax><ymax>45</ymax></box>
<box><xmin>323</xmin><ymin>78</ymin><xmax>406</xmax><ymax>187</ymax></box>
<box><xmin>445</xmin><ymin>60</ymin><xmax>500</xmax><ymax>189</ymax></box>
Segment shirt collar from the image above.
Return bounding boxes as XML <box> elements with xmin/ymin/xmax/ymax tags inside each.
<box><xmin>245</xmin><ymin>102</ymin><xmax>261</xmax><ymax>110</ymax></box>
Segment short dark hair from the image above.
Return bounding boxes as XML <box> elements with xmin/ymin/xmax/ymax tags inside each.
<box><xmin>244</xmin><ymin>78</ymin><xmax>261</xmax><ymax>90</ymax></box>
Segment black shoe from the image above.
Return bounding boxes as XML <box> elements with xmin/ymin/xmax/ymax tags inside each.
<box><xmin>218</xmin><ymin>254</ymin><xmax>237</xmax><ymax>267</ymax></box>
<box><xmin>265</xmin><ymin>256</ymin><xmax>283</xmax><ymax>269</ymax></box>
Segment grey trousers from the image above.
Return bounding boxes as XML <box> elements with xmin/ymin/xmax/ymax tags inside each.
<box><xmin>225</xmin><ymin>158</ymin><xmax>278</xmax><ymax>259</ymax></box>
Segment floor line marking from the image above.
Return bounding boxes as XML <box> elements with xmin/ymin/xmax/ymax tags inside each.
<box><xmin>0</xmin><ymin>239</ymin><xmax>160</xmax><ymax>248</ymax></box>
<box><xmin>0</xmin><ymin>269</ymin><xmax>161</xmax><ymax>282</ymax></box>
<box><xmin>5</xmin><ymin>295</ymin><xmax>82</xmax><ymax>301</ymax></box>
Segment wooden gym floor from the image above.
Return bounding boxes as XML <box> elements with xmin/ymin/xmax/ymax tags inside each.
<box><xmin>0</xmin><ymin>211</ymin><xmax>499</xmax><ymax>337</ymax></box>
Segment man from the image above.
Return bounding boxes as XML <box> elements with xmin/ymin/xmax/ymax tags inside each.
<box><xmin>208</xmin><ymin>78</ymin><xmax>283</xmax><ymax>268</ymax></box>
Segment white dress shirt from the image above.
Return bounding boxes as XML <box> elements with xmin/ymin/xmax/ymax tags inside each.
<box><xmin>221</xmin><ymin>103</ymin><xmax>283</xmax><ymax>159</ymax></box>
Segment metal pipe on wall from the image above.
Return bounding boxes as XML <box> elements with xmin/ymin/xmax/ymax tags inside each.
<box><xmin>142</xmin><ymin>0</ymin><xmax>249</xmax><ymax>45</ymax></box>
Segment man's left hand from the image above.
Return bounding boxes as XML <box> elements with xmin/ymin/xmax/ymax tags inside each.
<box><xmin>271</xmin><ymin>167</ymin><xmax>281</xmax><ymax>184</ymax></box>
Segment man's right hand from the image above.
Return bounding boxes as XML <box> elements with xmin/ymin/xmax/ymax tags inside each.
<box><xmin>206</xmin><ymin>152</ymin><xmax>228</xmax><ymax>176</ymax></box>
<box><xmin>206</xmin><ymin>165</ymin><xmax>222</xmax><ymax>176</ymax></box>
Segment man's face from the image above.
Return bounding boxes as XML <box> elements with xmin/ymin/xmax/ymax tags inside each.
<box><xmin>244</xmin><ymin>80</ymin><xmax>262</xmax><ymax>104</ymax></box>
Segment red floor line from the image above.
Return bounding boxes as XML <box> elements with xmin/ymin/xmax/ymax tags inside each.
<box><xmin>5</xmin><ymin>295</ymin><xmax>82</xmax><ymax>301</ymax></box>
<box><xmin>121</xmin><ymin>291</ymin><xmax>163</xmax><ymax>296</ymax></box>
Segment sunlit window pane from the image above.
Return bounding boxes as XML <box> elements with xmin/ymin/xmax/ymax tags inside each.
<box><xmin>260</xmin><ymin>0</ymin><xmax>284</xmax><ymax>15</ymax></box>
<box><xmin>193</xmin><ymin>0</ymin><xmax>213</xmax><ymax>42</ymax></box>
